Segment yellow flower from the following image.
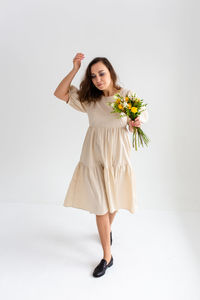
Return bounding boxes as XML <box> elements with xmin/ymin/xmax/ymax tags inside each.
<box><xmin>118</xmin><ymin>104</ymin><xmax>123</xmax><ymax>110</ymax></box>
<box><xmin>125</xmin><ymin>97</ymin><xmax>129</xmax><ymax>102</ymax></box>
<box><xmin>127</xmin><ymin>103</ymin><xmax>132</xmax><ymax>109</ymax></box>
<box><xmin>131</xmin><ymin>107</ymin><xmax>137</xmax><ymax>113</ymax></box>
<box><xmin>116</xmin><ymin>98</ymin><xmax>121</xmax><ymax>104</ymax></box>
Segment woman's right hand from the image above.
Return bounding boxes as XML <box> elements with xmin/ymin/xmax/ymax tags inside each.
<box><xmin>73</xmin><ymin>52</ymin><xmax>85</xmax><ymax>71</ymax></box>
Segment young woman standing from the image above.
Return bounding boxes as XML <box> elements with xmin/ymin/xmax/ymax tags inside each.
<box><xmin>54</xmin><ymin>53</ymin><xmax>148</xmax><ymax>277</ymax></box>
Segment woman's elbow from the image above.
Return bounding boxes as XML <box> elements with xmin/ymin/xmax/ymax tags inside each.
<box><xmin>53</xmin><ymin>92</ymin><xmax>69</xmax><ymax>102</ymax></box>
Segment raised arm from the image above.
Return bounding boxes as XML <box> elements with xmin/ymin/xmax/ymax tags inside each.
<box><xmin>53</xmin><ymin>53</ymin><xmax>85</xmax><ymax>102</ymax></box>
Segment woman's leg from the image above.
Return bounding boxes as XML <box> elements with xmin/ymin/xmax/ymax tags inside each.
<box><xmin>108</xmin><ymin>210</ymin><xmax>118</xmax><ymax>226</ymax></box>
<box><xmin>95</xmin><ymin>212</ymin><xmax>111</xmax><ymax>263</ymax></box>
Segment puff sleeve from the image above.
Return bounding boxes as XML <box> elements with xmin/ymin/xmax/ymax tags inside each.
<box><xmin>139</xmin><ymin>107</ymin><xmax>149</xmax><ymax>124</ymax></box>
<box><xmin>66</xmin><ymin>85</ymin><xmax>87</xmax><ymax>113</ymax></box>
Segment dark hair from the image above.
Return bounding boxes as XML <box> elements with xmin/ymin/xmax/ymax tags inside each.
<box><xmin>78</xmin><ymin>57</ymin><xmax>122</xmax><ymax>103</ymax></box>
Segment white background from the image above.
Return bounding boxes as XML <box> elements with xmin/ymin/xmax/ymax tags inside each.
<box><xmin>1</xmin><ymin>0</ymin><xmax>199</xmax><ymax>211</ymax></box>
<box><xmin>1</xmin><ymin>1</ymin><xmax>200</xmax><ymax>299</ymax></box>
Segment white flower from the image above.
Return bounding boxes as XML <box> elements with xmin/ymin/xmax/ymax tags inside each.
<box><xmin>122</xmin><ymin>101</ymin><xmax>128</xmax><ymax>108</ymax></box>
<box><xmin>111</xmin><ymin>103</ymin><xmax>115</xmax><ymax>107</ymax></box>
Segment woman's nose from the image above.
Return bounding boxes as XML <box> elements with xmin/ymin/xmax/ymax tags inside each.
<box><xmin>96</xmin><ymin>75</ymin><xmax>101</xmax><ymax>81</ymax></box>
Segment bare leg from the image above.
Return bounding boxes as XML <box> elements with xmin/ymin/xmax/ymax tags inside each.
<box><xmin>108</xmin><ymin>210</ymin><xmax>118</xmax><ymax>227</ymax></box>
<box><xmin>96</xmin><ymin>212</ymin><xmax>111</xmax><ymax>263</ymax></box>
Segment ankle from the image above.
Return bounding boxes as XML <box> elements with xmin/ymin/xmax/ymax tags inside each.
<box><xmin>103</xmin><ymin>254</ymin><xmax>112</xmax><ymax>263</ymax></box>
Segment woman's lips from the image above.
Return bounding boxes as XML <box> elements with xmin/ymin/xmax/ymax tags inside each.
<box><xmin>98</xmin><ymin>84</ymin><xmax>103</xmax><ymax>87</ymax></box>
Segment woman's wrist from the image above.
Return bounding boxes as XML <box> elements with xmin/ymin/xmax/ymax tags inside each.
<box><xmin>72</xmin><ymin>67</ymin><xmax>79</xmax><ymax>74</ymax></box>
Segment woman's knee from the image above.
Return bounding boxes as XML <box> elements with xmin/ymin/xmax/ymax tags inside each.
<box><xmin>109</xmin><ymin>210</ymin><xmax>118</xmax><ymax>215</ymax></box>
<box><xmin>96</xmin><ymin>211</ymin><xmax>109</xmax><ymax>218</ymax></box>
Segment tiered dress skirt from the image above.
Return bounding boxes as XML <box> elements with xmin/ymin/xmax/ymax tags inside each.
<box><xmin>63</xmin><ymin>125</ymin><xmax>137</xmax><ymax>215</ymax></box>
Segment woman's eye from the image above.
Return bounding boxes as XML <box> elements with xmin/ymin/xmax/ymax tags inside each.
<box><xmin>91</xmin><ymin>73</ymin><xmax>104</xmax><ymax>79</ymax></box>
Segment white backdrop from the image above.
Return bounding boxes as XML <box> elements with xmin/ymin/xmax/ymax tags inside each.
<box><xmin>1</xmin><ymin>0</ymin><xmax>199</xmax><ymax>211</ymax></box>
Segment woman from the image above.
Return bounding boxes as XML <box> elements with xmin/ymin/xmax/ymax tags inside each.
<box><xmin>54</xmin><ymin>53</ymin><xmax>148</xmax><ymax>277</ymax></box>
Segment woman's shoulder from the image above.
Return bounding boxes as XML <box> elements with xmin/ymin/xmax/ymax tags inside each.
<box><xmin>119</xmin><ymin>87</ymin><xmax>132</xmax><ymax>97</ymax></box>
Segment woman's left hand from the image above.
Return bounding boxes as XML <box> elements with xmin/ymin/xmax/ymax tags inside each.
<box><xmin>128</xmin><ymin>117</ymin><xmax>141</xmax><ymax>132</ymax></box>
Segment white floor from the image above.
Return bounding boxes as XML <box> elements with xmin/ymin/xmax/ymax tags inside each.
<box><xmin>0</xmin><ymin>203</ymin><xmax>199</xmax><ymax>300</ymax></box>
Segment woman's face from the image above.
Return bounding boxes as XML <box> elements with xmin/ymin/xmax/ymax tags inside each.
<box><xmin>90</xmin><ymin>62</ymin><xmax>112</xmax><ymax>91</ymax></box>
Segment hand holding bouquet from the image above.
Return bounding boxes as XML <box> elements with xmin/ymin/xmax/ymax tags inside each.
<box><xmin>128</xmin><ymin>117</ymin><xmax>141</xmax><ymax>132</ymax></box>
<box><xmin>107</xmin><ymin>91</ymin><xmax>150</xmax><ymax>151</ymax></box>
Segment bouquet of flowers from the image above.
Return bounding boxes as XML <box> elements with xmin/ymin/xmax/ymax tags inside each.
<box><xmin>107</xmin><ymin>91</ymin><xmax>150</xmax><ymax>151</ymax></box>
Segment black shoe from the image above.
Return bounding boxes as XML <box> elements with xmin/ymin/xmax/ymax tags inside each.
<box><xmin>110</xmin><ymin>231</ymin><xmax>112</xmax><ymax>245</ymax></box>
<box><xmin>92</xmin><ymin>255</ymin><xmax>113</xmax><ymax>277</ymax></box>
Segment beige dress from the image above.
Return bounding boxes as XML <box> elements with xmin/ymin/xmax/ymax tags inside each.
<box><xmin>63</xmin><ymin>85</ymin><xmax>148</xmax><ymax>215</ymax></box>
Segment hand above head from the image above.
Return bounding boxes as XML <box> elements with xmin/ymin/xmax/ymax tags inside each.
<box><xmin>73</xmin><ymin>52</ymin><xmax>85</xmax><ymax>71</ymax></box>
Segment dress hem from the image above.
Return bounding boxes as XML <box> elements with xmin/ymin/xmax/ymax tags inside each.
<box><xmin>63</xmin><ymin>202</ymin><xmax>137</xmax><ymax>215</ymax></box>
